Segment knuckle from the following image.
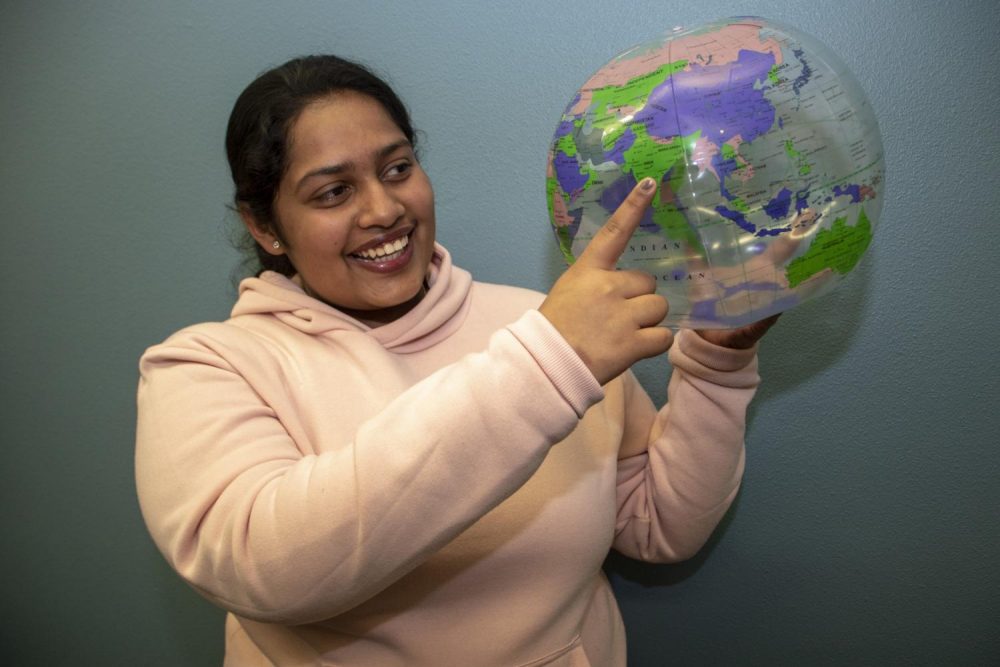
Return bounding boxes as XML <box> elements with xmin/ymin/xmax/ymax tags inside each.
<box><xmin>642</xmin><ymin>272</ymin><xmax>658</xmax><ymax>293</ymax></box>
<box><xmin>654</xmin><ymin>295</ymin><xmax>669</xmax><ymax>319</ymax></box>
<box><xmin>601</xmin><ymin>217</ymin><xmax>625</xmax><ymax>237</ymax></box>
<box><xmin>632</xmin><ymin>271</ymin><xmax>659</xmax><ymax>295</ymax></box>
<box><xmin>620</xmin><ymin>195</ymin><xmax>643</xmax><ymax>215</ymax></box>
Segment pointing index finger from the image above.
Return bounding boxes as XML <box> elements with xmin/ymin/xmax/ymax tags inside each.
<box><xmin>576</xmin><ymin>177</ymin><xmax>657</xmax><ymax>270</ymax></box>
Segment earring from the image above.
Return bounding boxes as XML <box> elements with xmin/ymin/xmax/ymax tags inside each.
<box><xmin>272</xmin><ymin>241</ymin><xmax>281</xmax><ymax>249</ymax></box>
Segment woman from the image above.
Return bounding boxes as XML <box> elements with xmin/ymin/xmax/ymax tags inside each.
<box><xmin>136</xmin><ymin>54</ymin><xmax>776</xmax><ymax>666</ymax></box>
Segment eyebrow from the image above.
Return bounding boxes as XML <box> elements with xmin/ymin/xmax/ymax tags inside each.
<box><xmin>294</xmin><ymin>139</ymin><xmax>413</xmax><ymax>194</ymax></box>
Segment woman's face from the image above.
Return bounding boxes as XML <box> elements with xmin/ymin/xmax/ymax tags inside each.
<box><xmin>248</xmin><ymin>91</ymin><xmax>436</xmax><ymax>324</ymax></box>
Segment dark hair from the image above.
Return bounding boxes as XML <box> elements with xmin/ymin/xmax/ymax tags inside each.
<box><xmin>225</xmin><ymin>54</ymin><xmax>416</xmax><ymax>276</ymax></box>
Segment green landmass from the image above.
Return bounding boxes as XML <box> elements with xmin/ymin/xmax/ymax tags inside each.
<box><xmin>555</xmin><ymin>225</ymin><xmax>576</xmax><ymax>264</ymax></box>
<box><xmin>547</xmin><ymin>132</ymin><xmax>598</xmax><ymax>215</ymax></box>
<box><xmin>620</xmin><ymin>124</ymin><xmax>704</xmax><ymax>248</ymax></box>
<box><xmin>784</xmin><ymin>139</ymin><xmax>812</xmax><ymax>176</ymax></box>
<box><xmin>546</xmin><ymin>175</ymin><xmax>584</xmax><ymax>265</ymax></box>
<box><xmin>549</xmin><ymin>58</ymin><xmax>708</xmax><ymax>255</ymax></box>
<box><xmin>545</xmin><ymin>175</ymin><xmax>559</xmax><ymax>231</ymax></box>
<box><xmin>593</xmin><ymin>59</ymin><xmax>688</xmax><ymax>149</ymax></box>
<box><xmin>553</xmin><ymin>132</ymin><xmax>579</xmax><ymax>157</ymax></box>
<box><xmin>785</xmin><ymin>207</ymin><xmax>873</xmax><ymax>287</ymax></box>
<box><xmin>730</xmin><ymin>197</ymin><xmax>750</xmax><ymax>213</ymax></box>
<box><xmin>622</xmin><ymin>122</ymin><xmax>688</xmax><ymax>177</ymax></box>
<box><xmin>768</xmin><ymin>64</ymin><xmax>781</xmax><ymax>85</ymax></box>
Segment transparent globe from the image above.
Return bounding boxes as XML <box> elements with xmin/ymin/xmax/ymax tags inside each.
<box><xmin>546</xmin><ymin>16</ymin><xmax>885</xmax><ymax>329</ymax></box>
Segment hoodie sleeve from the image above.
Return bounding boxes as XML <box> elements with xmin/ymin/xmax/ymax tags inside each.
<box><xmin>612</xmin><ymin>329</ymin><xmax>761</xmax><ymax>563</ymax></box>
<box><xmin>135</xmin><ymin>311</ymin><xmax>603</xmax><ymax>625</ymax></box>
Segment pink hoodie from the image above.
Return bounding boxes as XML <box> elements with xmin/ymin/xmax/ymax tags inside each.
<box><xmin>136</xmin><ymin>245</ymin><xmax>760</xmax><ymax>666</ymax></box>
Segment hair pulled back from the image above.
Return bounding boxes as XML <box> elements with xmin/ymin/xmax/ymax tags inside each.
<box><xmin>226</xmin><ymin>54</ymin><xmax>416</xmax><ymax>276</ymax></box>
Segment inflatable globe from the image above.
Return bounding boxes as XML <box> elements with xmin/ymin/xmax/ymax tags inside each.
<box><xmin>546</xmin><ymin>16</ymin><xmax>884</xmax><ymax>329</ymax></box>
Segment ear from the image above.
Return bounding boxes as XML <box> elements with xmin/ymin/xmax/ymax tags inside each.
<box><xmin>238</xmin><ymin>205</ymin><xmax>286</xmax><ymax>256</ymax></box>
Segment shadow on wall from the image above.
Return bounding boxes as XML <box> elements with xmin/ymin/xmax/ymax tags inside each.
<box><xmin>603</xmin><ymin>491</ymin><xmax>746</xmax><ymax>587</ymax></box>
<box><xmin>602</xmin><ymin>249</ymin><xmax>874</xmax><ymax>586</ymax></box>
<box><xmin>145</xmin><ymin>554</ymin><xmax>226</xmax><ymax>664</ymax></box>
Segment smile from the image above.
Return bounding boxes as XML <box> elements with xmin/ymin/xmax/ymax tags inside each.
<box><xmin>351</xmin><ymin>233</ymin><xmax>410</xmax><ymax>262</ymax></box>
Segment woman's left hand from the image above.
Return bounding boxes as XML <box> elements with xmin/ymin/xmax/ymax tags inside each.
<box><xmin>695</xmin><ymin>313</ymin><xmax>781</xmax><ymax>350</ymax></box>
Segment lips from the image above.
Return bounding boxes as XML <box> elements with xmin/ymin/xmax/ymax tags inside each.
<box><xmin>351</xmin><ymin>233</ymin><xmax>410</xmax><ymax>261</ymax></box>
<box><xmin>347</xmin><ymin>228</ymin><xmax>416</xmax><ymax>273</ymax></box>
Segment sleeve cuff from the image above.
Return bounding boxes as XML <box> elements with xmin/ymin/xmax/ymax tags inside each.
<box><xmin>506</xmin><ymin>310</ymin><xmax>604</xmax><ymax>417</ymax></box>
<box><xmin>669</xmin><ymin>329</ymin><xmax>760</xmax><ymax>388</ymax></box>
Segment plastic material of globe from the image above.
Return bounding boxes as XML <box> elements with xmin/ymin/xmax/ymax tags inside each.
<box><xmin>546</xmin><ymin>16</ymin><xmax>885</xmax><ymax>329</ymax></box>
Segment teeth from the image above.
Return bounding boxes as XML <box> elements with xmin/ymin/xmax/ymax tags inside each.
<box><xmin>355</xmin><ymin>235</ymin><xmax>408</xmax><ymax>260</ymax></box>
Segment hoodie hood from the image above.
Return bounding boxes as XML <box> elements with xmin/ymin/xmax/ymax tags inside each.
<box><xmin>231</xmin><ymin>243</ymin><xmax>473</xmax><ymax>353</ymax></box>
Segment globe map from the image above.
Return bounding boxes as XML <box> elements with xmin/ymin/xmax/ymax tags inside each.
<box><xmin>546</xmin><ymin>17</ymin><xmax>885</xmax><ymax>329</ymax></box>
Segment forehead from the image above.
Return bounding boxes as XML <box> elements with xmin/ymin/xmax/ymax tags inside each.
<box><xmin>285</xmin><ymin>92</ymin><xmax>407</xmax><ymax>170</ymax></box>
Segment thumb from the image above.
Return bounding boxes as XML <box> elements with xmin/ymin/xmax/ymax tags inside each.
<box><xmin>575</xmin><ymin>177</ymin><xmax>657</xmax><ymax>269</ymax></box>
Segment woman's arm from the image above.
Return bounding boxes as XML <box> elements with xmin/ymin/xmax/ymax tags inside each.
<box><xmin>612</xmin><ymin>329</ymin><xmax>761</xmax><ymax>562</ymax></box>
<box><xmin>136</xmin><ymin>311</ymin><xmax>601</xmax><ymax>625</ymax></box>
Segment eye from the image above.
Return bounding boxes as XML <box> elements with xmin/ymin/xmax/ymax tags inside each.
<box><xmin>383</xmin><ymin>160</ymin><xmax>412</xmax><ymax>180</ymax></box>
<box><xmin>315</xmin><ymin>183</ymin><xmax>351</xmax><ymax>205</ymax></box>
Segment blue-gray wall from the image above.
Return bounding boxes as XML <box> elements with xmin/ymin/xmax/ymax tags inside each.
<box><xmin>2</xmin><ymin>1</ymin><xmax>997</xmax><ymax>664</ymax></box>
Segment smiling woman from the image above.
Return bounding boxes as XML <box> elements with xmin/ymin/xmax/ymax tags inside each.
<box><xmin>241</xmin><ymin>92</ymin><xmax>436</xmax><ymax>324</ymax></box>
<box><xmin>135</xmin><ymin>54</ymin><xmax>777</xmax><ymax>666</ymax></box>
<box><xmin>224</xmin><ymin>58</ymin><xmax>413</xmax><ymax>265</ymax></box>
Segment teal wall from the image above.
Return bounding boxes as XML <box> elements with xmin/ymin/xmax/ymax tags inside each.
<box><xmin>2</xmin><ymin>1</ymin><xmax>998</xmax><ymax>664</ymax></box>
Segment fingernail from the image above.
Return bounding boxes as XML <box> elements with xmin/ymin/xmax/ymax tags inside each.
<box><xmin>640</xmin><ymin>177</ymin><xmax>656</xmax><ymax>192</ymax></box>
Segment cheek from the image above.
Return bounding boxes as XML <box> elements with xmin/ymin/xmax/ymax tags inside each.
<box><xmin>418</xmin><ymin>195</ymin><xmax>436</xmax><ymax>232</ymax></box>
<box><xmin>285</xmin><ymin>219</ymin><xmax>349</xmax><ymax>265</ymax></box>
<box><xmin>412</xmin><ymin>173</ymin><xmax>436</xmax><ymax>220</ymax></box>
<box><xmin>307</xmin><ymin>214</ymin><xmax>348</xmax><ymax>246</ymax></box>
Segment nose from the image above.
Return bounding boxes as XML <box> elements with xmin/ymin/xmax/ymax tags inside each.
<box><xmin>358</xmin><ymin>181</ymin><xmax>405</xmax><ymax>228</ymax></box>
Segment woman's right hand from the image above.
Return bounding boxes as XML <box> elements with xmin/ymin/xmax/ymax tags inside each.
<box><xmin>540</xmin><ymin>178</ymin><xmax>673</xmax><ymax>385</ymax></box>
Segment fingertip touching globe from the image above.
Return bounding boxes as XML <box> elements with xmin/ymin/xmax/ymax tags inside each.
<box><xmin>546</xmin><ymin>16</ymin><xmax>885</xmax><ymax>329</ymax></box>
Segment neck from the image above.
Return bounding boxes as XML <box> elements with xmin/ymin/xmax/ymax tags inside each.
<box><xmin>305</xmin><ymin>282</ymin><xmax>429</xmax><ymax>328</ymax></box>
